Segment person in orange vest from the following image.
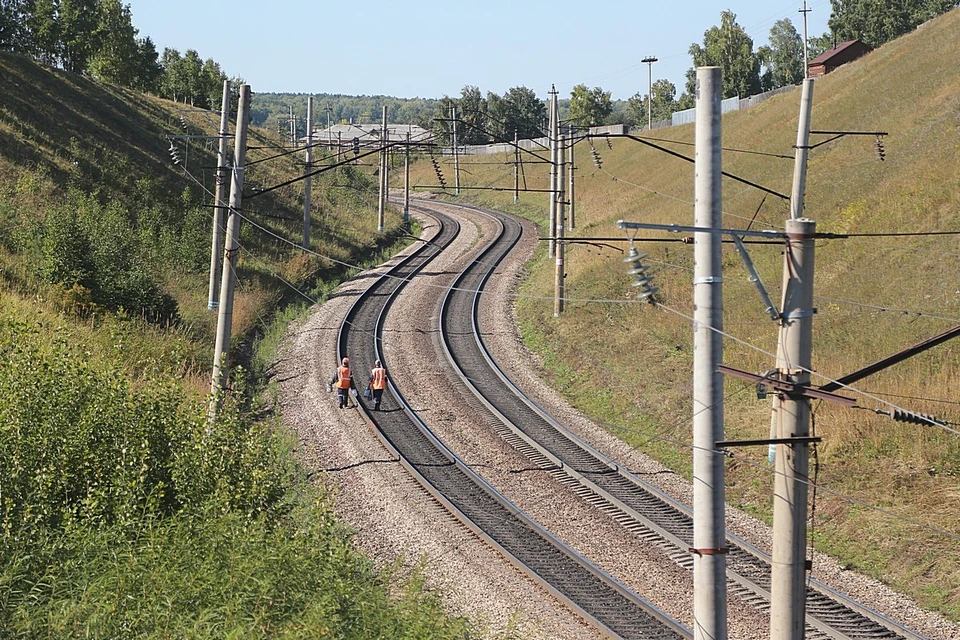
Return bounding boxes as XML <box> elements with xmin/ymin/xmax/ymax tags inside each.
<box><xmin>368</xmin><ymin>359</ymin><xmax>388</xmax><ymax>411</ymax></box>
<box><xmin>329</xmin><ymin>357</ymin><xmax>354</xmax><ymax>409</ymax></box>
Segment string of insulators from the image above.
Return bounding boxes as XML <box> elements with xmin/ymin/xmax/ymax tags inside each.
<box><xmin>874</xmin><ymin>136</ymin><xmax>885</xmax><ymax>161</ymax></box>
<box><xmin>168</xmin><ymin>142</ymin><xmax>181</xmax><ymax>165</ymax></box>
<box><xmin>623</xmin><ymin>245</ymin><xmax>658</xmax><ymax>302</ymax></box>
<box><xmin>876</xmin><ymin>408</ymin><xmax>943</xmax><ymax>426</ymax></box>
<box><xmin>590</xmin><ymin>148</ymin><xmax>602</xmax><ymax>169</ymax></box>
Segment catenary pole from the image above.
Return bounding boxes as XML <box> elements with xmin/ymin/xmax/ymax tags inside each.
<box><xmin>568</xmin><ymin>128</ymin><xmax>576</xmax><ymax>229</ymax></box>
<box><xmin>770</xmin><ymin>77</ymin><xmax>817</xmax><ymax>640</ymax></box>
<box><xmin>692</xmin><ymin>66</ymin><xmax>727</xmax><ymax>640</ymax></box>
<box><xmin>403</xmin><ymin>130</ymin><xmax>410</xmax><ymax>223</ymax></box>
<box><xmin>554</xmin><ymin>128</ymin><xmax>566</xmax><ymax>317</ymax></box>
<box><xmin>207</xmin><ymin>79</ymin><xmax>230</xmax><ymax>311</ymax></box>
<box><xmin>770</xmin><ymin>217</ymin><xmax>817</xmax><ymax>640</ymax></box>
<box><xmin>303</xmin><ymin>96</ymin><xmax>312</xmax><ymax>249</ymax></box>
<box><xmin>452</xmin><ymin>106</ymin><xmax>460</xmax><ymax>195</ymax></box>
<box><xmin>790</xmin><ymin>79</ymin><xmax>814</xmax><ymax>220</ymax></box>
<box><xmin>210</xmin><ymin>84</ymin><xmax>251</xmax><ymax>413</ymax></box>
<box><xmin>378</xmin><ymin>105</ymin><xmax>387</xmax><ymax>232</ymax></box>
<box><xmin>513</xmin><ymin>128</ymin><xmax>519</xmax><ymax>203</ymax></box>
<box><xmin>548</xmin><ymin>86</ymin><xmax>558</xmax><ymax>258</ymax></box>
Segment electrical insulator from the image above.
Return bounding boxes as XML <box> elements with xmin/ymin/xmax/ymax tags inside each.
<box><xmin>606</xmin><ymin>137</ymin><xmax>613</xmax><ymax>150</ymax></box>
<box><xmin>623</xmin><ymin>245</ymin><xmax>659</xmax><ymax>302</ymax></box>
<box><xmin>168</xmin><ymin>142</ymin><xmax>181</xmax><ymax>165</ymax></box>
<box><xmin>591</xmin><ymin>148</ymin><xmax>602</xmax><ymax>169</ymax></box>
<box><xmin>874</xmin><ymin>136</ymin><xmax>885</xmax><ymax>161</ymax></box>
<box><xmin>889</xmin><ymin>409</ymin><xmax>942</xmax><ymax>426</ymax></box>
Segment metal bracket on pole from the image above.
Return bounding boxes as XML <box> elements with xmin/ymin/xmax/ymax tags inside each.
<box><xmin>719</xmin><ymin>364</ymin><xmax>856</xmax><ymax>406</ymax></box>
<box><xmin>617</xmin><ymin>220</ymin><xmax>784</xmax><ymax>239</ymax></box>
<box><xmin>715</xmin><ymin>437</ymin><xmax>822</xmax><ymax>449</ymax></box>
<box><xmin>732</xmin><ymin>235</ymin><xmax>780</xmax><ymax>320</ymax></box>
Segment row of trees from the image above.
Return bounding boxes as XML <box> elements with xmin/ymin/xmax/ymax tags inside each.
<box><xmin>432</xmin><ymin>85</ymin><xmax>547</xmax><ymax>145</ymax></box>
<box><xmin>0</xmin><ymin>0</ymin><xmax>235</xmax><ymax>106</ymax></box>
<box><xmin>430</xmin><ymin>1</ymin><xmax>958</xmax><ymax>139</ymax></box>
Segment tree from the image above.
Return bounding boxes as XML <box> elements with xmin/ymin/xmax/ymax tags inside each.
<box><xmin>430</xmin><ymin>96</ymin><xmax>457</xmax><ymax>146</ymax></box>
<box><xmin>131</xmin><ymin>36</ymin><xmax>161</xmax><ymax>92</ymax></box>
<box><xmin>27</xmin><ymin>0</ymin><xmax>61</xmax><ymax>65</ymax></box>
<box><xmin>494</xmin><ymin>86</ymin><xmax>546</xmax><ymax>141</ymax></box>
<box><xmin>686</xmin><ymin>10</ymin><xmax>762</xmax><ymax>99</ymax></box>
<box><xmin>59</xmin><ymin>0</ymin><xmax>100</xmax><ymax>73</ymax></box>
<box><xmin>87</xmin><ymin>0</ymin><xmax>139</xmax><ymax>86</ymax></box>
<box><xmin>567</xmin><ymin>84</ymin><xmax>613</xmax><ymax>128</ymax></box>
<box><xmin>757</xmin><ymin>18</ymin><xmax>804</xmax><ymax>90</ymax></box>
<box><xmin>200</xmin><ymin>58</ymin><xmax>225</xmax><ymax>109</ymax></box>
<box><xmin>0</xmin><ymin>0</ymin><xmax>32</xmax><ymax>52</ymax></box>
<box><xmin>159</xmin><ymin>47</ymin><xmax>186</xmax><ymax>102</ymax></box>
<box><xmin>181</xmin><ymin>49</ymin><xmax>204</xmax><ymax>106</ymax></box>
<box><xmin>828</xmin><ymin>0</ymin><xmax>959</xmax><ymax>48</ymax></box>
<box><xmin>457</xmin><ymin>85</ymin><xmax>488</xmax><ymax>145</ymax></box>
<box><xmin>626</xmin><ymin>79</ymin><xmax>677</xmax><ymax>128</ymax></box>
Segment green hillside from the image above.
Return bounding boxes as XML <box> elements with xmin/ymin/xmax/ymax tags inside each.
<box><xmin>405</xmin><ymin>9</ymin><xmax>960</xmax><ymax>620</ymax></box>
<box><xmin>0</xmin><ymin>53</ymin><xmax>472</xmax><ymax>637</ymax></box>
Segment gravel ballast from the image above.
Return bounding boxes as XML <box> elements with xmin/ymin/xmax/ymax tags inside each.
<box><xmin>277</xmin><ymin>199</ymin><xmax>959</xmax><ymax>640</ymax></box>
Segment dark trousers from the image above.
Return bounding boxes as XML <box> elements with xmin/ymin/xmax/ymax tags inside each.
<box><xmin>336</xmin><ymin>388</ymin><xmax>349</xmax><ymax>408</ymax></box>
<box><xmin>371</xmin><ymin>388</ymin><xmax>384</xmax><ymax>409</ymax></box>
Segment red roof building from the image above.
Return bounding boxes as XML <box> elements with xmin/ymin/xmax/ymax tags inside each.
<box><xmin>808</xmin><ymin>40</ymin><xmax>874</xmax><ymax>77</ymax></box>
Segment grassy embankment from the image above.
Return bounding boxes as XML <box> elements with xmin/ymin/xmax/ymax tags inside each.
<box><xmin>404</xmin><ymin>9</ymin><xmax>960</xmax><ymax>620</ymax></box>
<box><xmin>0</xmin><ymin>52</ymin><xmax>473</xmax><ymax>638</ymax></box>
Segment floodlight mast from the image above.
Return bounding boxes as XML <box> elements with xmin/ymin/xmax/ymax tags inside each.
<box><xmin>641</xmin><ymin>56</ymin><xmax>658</xmax><ymax>130</ymax></box>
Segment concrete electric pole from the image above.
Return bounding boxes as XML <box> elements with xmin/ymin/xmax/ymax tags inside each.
<box><xmin>452</xmin><ymin>106</ymin><xmax>460</xmax><ymax>195</ymax></box>
<box><xmin>403</xmin><ymin>130</ymin><xmax>410</xmax><ymax>223</ymax></box>
<box><xmin>210</xmin><ymin>84</ymin><xmax>251</xmax><ymax>412</ymax></box>
<box><xmin>770</xmin><ymin>76</ymin><xmax>817</xmax><ymax>640</ymax></box>
<box><xmin>692</xmin><ymin>66</ymin><xmax>727</xmax><ymax>640</ymax></box>
<box><xmin>799</xmin><ymin>1</ymin><xmax>811</xmax><ymax>79</ymax></box>
<box><xmin>514</xmin><ymin>128</ymin><xmax>519</xmax><ymax>203</ymax></box>
<box><xmin>303</xmin><ymin>96</ymin><xmax>312</xmax><ymax>249</ymax></box>
<box><xmin>554</xmin><ymin>128</ymin><xmax>566</xmax><ymax>317</ymax></box>
<box><xmin>378</xmin><ymin>105</ymin><xmax>387</xmax><ymax>232</ymax></box>
<box><xmin>568</xmin><ymin>128</ymin><xmax>576</xmax><ymax>230</ymax></box>
<box><xmin>548</xmin><ymin>85</ymin><xmax>558</xmax><ymax>259</ymax></box>
<box><xmin>207</xmin><ymin>79</ymin><xmax>230</xmax><ymax>311</ymax></box>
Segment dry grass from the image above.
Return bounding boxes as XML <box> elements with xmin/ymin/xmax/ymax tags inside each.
<box><xmin>405</xmin><ymin>8</ymin><xmax>960</xmax><ymax>620</ymax></box>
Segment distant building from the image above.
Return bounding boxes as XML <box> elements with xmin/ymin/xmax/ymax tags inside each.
<box><xmin>808</xmin><ymin>40</ymin><xmax>874</xmax><ymax>77</ymax></box>
<box><xmin>300</xmin><ymin>123</ymin><xmax>433</xmax><ymax>150</ymax></box>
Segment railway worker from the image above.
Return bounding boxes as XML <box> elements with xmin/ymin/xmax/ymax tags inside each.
<box><xmin>330</xmin><ymin>357</ymin><xmax>353</xmax><ymax>409</ymax></box>
<box><xmin>368</xmin><ymin>360</ymin><xmax>388</xmax><ymax>411</ymax></box>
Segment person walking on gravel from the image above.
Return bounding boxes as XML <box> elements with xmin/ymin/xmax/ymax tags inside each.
<box><xmin>368</xmin><ymin>360</ymin><xmax>388</xmax><ymax>411</ymax></box>
<box><xmin>330</xmin><ymin>357</ymin><xmax>354</xmax><ymax>409</ymax></box>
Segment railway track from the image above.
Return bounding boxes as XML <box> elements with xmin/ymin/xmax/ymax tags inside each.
<box><xmin>418</xmin><ymin>198</ymin><xmax>930</xmax><ymax>640</ymax></box>
<box><xmin>334</xmin><ymin>206</ymin><xmax>690</xmax><ymax>640</ymax></box>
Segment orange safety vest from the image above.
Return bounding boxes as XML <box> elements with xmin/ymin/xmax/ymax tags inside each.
<box><xmin>370</xmin><ymin>367</ymin><xmax>387</xmax><ymax>390</ymax></box>
<box><xmin>336</xmin><ymin>365</ymin><xmax>352</xmax><ymax>389</ymax></box>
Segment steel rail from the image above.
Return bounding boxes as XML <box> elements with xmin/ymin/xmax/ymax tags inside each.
<box><xmin>334</xmin><ymin>202</ymin><xmax>691</xmax><ymax>640</ymax></box>
<box><xmin>427</xmin><ymin>198</ymin><xmax>928</xmax><ymax>640</ymax></box>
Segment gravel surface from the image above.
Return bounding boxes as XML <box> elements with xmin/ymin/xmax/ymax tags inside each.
<box><xmin>277</xmin><ymin>197</ymin><xmax>960</xmax><ymax>640</ymax></box>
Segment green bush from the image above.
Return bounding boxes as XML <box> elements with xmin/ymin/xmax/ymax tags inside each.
<box><xmin>0</xmin><ymin>317</ymin><xmax>472</xmax><ymax>638</ymax></box>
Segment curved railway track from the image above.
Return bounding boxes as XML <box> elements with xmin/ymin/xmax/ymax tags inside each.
<box><xmin>334</xmin><ymin>207</ymin><xmax>690</xmax><ymax>640</ymax></box>
<box><xmin>419</xmin><ymin>198</ymin><xmax>930</xmax><ymax>640</ymax></box>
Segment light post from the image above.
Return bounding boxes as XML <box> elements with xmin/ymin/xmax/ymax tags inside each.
<box><xmin>642</xmin><ymin>56</ymin><xmax>658</xmax><ymax>130</ymax></box>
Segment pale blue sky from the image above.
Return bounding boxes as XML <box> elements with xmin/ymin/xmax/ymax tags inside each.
<box><xmin>124</xmin><ymin>0</ymin><xmax>832</xmax><ymax>100</ymax></box>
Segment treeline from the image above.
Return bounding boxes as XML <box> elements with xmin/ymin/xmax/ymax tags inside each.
<box><xmin>0</xmin><ymin>0</ymin><xmax>238</xmax><ymax>107</ymax></box>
